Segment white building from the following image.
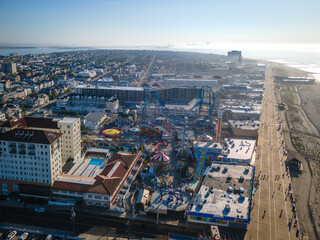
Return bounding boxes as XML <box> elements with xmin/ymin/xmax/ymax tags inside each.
<box><xmin>0</xmin><ymin>117</ymin><xmax>82</xmax><ymax>163</ymax></box>
<box><xmin>55</xmin><ymin>117</ymin><xmax>81</xmax><ymax>163</ymax></box>
<box><xmin>0</xmin><ymin>129</ymin><xmax>62</xmax><ymax>195</ymax></box>
<box><xmin>0</xmin><ymin>112</ymin><xmax>6</xmax><ymax>122</ymax></box>
<box><xmin>77</xmin><ymin>70</ymin><xmax>96</xmax><ymax>79</ymax></box>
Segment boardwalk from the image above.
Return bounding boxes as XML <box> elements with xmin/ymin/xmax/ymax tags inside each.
<box><xmin>245</xmin><ymin>64</ymin><xmax>302</xmax><ymax>240</ymax></box>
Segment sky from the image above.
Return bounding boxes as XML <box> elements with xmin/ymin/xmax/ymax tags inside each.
<box><xmin>1</xmin><ymin>0</ymin><xmax>320</xmax><ymax>49</ymax></box>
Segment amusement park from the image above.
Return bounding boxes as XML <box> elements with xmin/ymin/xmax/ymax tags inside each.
<box><xmin>78</xmin><ymin>85</ymin><xmax>256</xmax><ymax>235</ymax></box>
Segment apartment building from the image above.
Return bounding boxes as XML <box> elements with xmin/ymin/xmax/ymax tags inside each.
<box><xmin>57</xmin><ymin>117</ymin><xmax>81</xmax><ymax>163</ymax></box>
<box><xmin>1</xmin><ymin>116</ymin><xmax>81</xmax><ymax>163</ymax></box>
<box><xmin>0</xmin><ymin>129</ymin><xmax>62</xmax><ymax>195</ymax></box>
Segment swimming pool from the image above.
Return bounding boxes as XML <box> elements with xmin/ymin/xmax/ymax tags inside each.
<box><xmin>89</xmin><ymin>158</ymin><xmax>104</xmax><ymax>165</ymax></box>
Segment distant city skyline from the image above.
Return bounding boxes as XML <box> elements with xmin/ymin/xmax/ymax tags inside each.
<box><xmin>1</xmin><ymin>0</ymin><xmax>320</xmax><ymax>50</ymax></box>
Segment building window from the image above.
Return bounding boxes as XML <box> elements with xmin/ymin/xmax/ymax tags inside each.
<box><xmin>13</xmin><ymin>184</ymin><xmax>19</xmax><ymax>191</ymax></box>
<box><xmin>94</xmin><ymin>195</ymin><xmax>102</xmax><ymax>199</ymax></box>
<box><xmin>2</xmin><ymin>183</ymin><xmax>8</xmax><ymax>195</ymax></box>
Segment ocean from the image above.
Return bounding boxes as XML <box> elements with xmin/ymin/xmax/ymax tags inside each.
<box><xmin>167</xmin><ymin>44</ymin><xmax>320</xmax><ymax>82</ymax></box>
<box><xmin>0</xmin><ymin>47</ymin><xmax>87</xmax><ymax>56</ymax></box>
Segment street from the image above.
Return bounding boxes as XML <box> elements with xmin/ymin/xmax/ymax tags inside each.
<box><xmin>0</xmin><ymin>206</ymin><xmax>200</xmax><ymax>239</ymax></box>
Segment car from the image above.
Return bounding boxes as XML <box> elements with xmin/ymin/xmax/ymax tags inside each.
<box><xmin>1</xmin><ymin>230</ymin><xmax>11</xmax><ymax>240</ymax></box>
<box><xmin>37</xmin><ymin>234</ymin><xmax>47</xmax><ymax>240</ymax></box>
<box><xmin>19</xmin><ymin>232</ymin><xmax>29</xmax><ymax>240</ymax></box>
<box><xmin>27</xmin><ymin>234</ymin><xmax>35</xmax><ymax>240</ymax></box>
<box><xmin>34</xmin><ymin>207</ymin><xmax>46</xmax><ymax>213</ymax></box>
<box><xmin>6</xmin><ymin>230</ymin><xmax>17</xmax><ymax>240</ymax></box>
<box><xmin>45</xmin><ymin>235</ymin><xmax>52</xmax><ymax>240</ymax></box>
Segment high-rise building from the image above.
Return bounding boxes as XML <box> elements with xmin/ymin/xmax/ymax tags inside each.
<box><xmin>0</xmin><ymin>129</ymin><xmax>62</xmax><ymax>195</ymax></box>
<box><xmin>227</xmin><ymin>50</ymin><xmax>242</xmax><ymax>63</ymax></box>
<box><xmin>1</xmin><ymin>117</ymin><xmax>82</xmax><ymax>163</ymax></box>
<box><xmin>56</xmin><ymin>117</ymin><xmax>81</xmax><ymax>163</ymax></box>
<box><xmin>1</xmin><ymin>62</ymin><xmax>17</xmax><ymax>74</ymax></box>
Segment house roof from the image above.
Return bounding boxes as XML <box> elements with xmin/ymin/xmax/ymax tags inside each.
<box><xmin>53</xmin><ymin>151</ymin><xmax>141</xmax><ymax>196</ymax></box>
<box><xmin>108</xmin><ymin>152</ymin><xmax>136</xmax><ymax>166</ymax></box>
<box><xmin>0</xmin><ymin>128</ymin><xmax>62</xmax><ymax>144</ymax></box>
<box><xmin>1</xmin><ymin>117</ymin><xmax>59</xmax><ymax>130</ymax></box>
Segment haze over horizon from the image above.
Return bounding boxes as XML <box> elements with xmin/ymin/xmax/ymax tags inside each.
<box><xmin>1</xmin><ymin>0</ymin><xmax>320</xmax><ymax>51</ymax></box>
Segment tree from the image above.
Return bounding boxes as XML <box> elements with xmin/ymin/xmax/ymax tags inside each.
<box><xmin>29</xmin><ymin>92</ymin><xmax>38</xmax><ymax>97</ymax></box>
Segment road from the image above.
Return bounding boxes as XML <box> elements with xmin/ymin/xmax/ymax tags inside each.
<box><xmin>0</xmin><ymin>206</ymin><xmax>199</xmax><ymax>239</ymax></box>
<box><xmin>245</xmin><ymin>64</ymin><xmax>301</xmax><ymax>240</ymax></box>
<box><xmin>139</xmin><ymin>54</ymin><xmax>155</xmax><ymax>85</ymax></box>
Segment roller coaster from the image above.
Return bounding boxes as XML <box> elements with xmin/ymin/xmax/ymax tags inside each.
<box><xmin>142</xmin><ymin>86</ymin><xmax>215</xmax><ymax>126</ymax></box>
<box><xmin>142</xmin><ymin>86</ymin><xmax>216</xmax><ymax>189</ymax></box>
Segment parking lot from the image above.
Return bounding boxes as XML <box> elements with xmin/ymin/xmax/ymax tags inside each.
<box><xmin>0</xmin><ymin>228</ymin><xmax>82</xmax><ymax>240</ymax></box>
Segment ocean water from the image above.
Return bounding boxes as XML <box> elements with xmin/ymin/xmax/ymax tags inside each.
<box><xmin>0</xmin><ymin>47</ymin><xmax>86</xmax><ymax>56</ymax></box>
<box><xmin>168</xmin><ymin>43</ymin><xmax>320</xmax><ymax>81</ymax></box>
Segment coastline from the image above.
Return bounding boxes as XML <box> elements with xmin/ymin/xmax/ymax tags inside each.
<box><xmin>268</xmin><ymin>59</ymin><xmax>320</xmax><ymax>82</ymax></box>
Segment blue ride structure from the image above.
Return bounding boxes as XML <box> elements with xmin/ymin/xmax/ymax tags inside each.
<box><xmin>142</xmin><ymin>86</ymin><xmax>215</xmax><ymax>126</ymax></box>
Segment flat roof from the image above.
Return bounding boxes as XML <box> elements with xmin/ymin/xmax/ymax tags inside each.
<box><xmin>194</xmin><ymin>138</ymin><xmax>256</xmax><ymax>161</ymax></box>
<box><xmin>85</xmin><ymin>112</ymin><xmax>107</xmax><ymax>123</ymax></box>
<box><xmin>55</xmin><ymin>117</ymin><xmax>79</xmax><ymax>124</ymax></box>
<box><xmin>188</xmin><ymin>163</ymin><xmax>254</xmax><ymax>222</ymax></box>
<box><xmin>229</xmin><ymin>120</ymin><xmax>260</xmax><ymax>130</ymax></box>
<box><xmin>224</xmin><ymin>138</ymin><xmax>256</xmax><ymax>160</ymax></box>
<box><xmin>145</xmin><ymin>189</ymin><xmax>191</xmax><ymax>214</ymax></box>
<box><xmin>67</xmin><ymin>162</ymin><xmax>105</xmax><ymax>178</ymax></box>
<box><xmin>76</xmin><ymin>84</ymin><xmax>144</xmax><ymax>91</ymax></box>
<box><xmin>166</xmin><ymin>79</ymin><xmax>218</xmax><ymax>82</ymax></box>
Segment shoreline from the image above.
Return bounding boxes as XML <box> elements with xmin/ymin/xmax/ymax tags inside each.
<box><xmin>268</xmin><ymin>59</ymin><xmax>320</xmax><ymax>82</ymax></box>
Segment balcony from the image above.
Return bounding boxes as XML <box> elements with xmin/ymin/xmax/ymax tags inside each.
<box><xmin>9</xmin><ymin>149</ymin><xmax>17</xmax><ymax>154</ymax></box>
<box><xmin>9</xmin><ymin>143</ymin><xmax>16</xmax><ymax>148</ymax></box>
<box><xmin>28</xmin><ymin>144</ymin><xmax>35</xmax><ymax>149</ymax></box>
<box><xmin>19</xmin><ymin>144</ymin><xmax>26</xmax><ymax>148</ymax></box>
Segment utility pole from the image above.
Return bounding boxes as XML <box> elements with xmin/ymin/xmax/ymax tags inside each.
<box><xmin>71</xmin><ymin>206</ymin><xmax>76</xmax><ymax>235</ymax></box>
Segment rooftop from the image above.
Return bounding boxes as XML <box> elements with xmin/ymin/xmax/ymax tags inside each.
<box><xmin>76</xmin><ymin>84</ymin><xmax>145</xmax><ymax>91</ymax></box>
<box><xmin>56</xmin><ymin>117</ymin><xmax>79</xmax><ymax>124</ymax></box>
<box><xmin>84</xmin><ymin>112</ymin><xmax>107</xmax><ymax>123</ymax></box>
<box><xmin>194</xmin><ymin>138</ymin><xmax>256</xmax><ymax>161</ymax></box>
<box><xmin>188</xmin><ymin>163</ymin><xmax>254</xmax><ymax>223</ymax></box>
<box><xmin>53</xmin><ymin>151</ymin><xmax>141</xmax><ymax>196</ymax></box>
<box><xmin>229</xmin><ymin>120</ymin><xmax>260</xmax><ymax>130</ymax></box>
<box><xmin>0</xmin><ymin>128</ymin><xmax>62</xmax><ymax>144</ymax></box>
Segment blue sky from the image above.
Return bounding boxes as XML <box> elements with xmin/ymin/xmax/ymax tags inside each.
<box><xmin>1</xmin><ymin>0</ymin><xmax>320</xmax><ymax>48</ymax></box>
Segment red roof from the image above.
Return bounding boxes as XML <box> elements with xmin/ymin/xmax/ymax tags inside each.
<box><xmin>0</xmin><ymin>128</ymin><xmax>62</xmax><ymax>144</ymax></box>
<box><xmin>1</xmin><ymin>117</ymin><xmax>59</xmax><ymax>130</ymax></box>
<box><xmin>53</xmin><ymin>151</ymin><xmax>141</xmax><ymax>196</ymax></box>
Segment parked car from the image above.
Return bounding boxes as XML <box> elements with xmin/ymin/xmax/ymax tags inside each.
<box><xmin>6</xmin><ymin>230</ymin><xmax>17</xmax><ymax>240</ymax></box>
<box><xmin>27</xmin><ymin>234</ymin><xmax>35</xmax><ymax>240</ymax></box>
<box><xmin>34</xmin><ymin>207</ymin><xmax>46</xmax><ymax>213</ymax></box>
<box><xmin>19</xmin><ymin>232</ymin><xmax>29</xmax><ymax>240</ymax></box>
<box><xmin>1</xmin><ymin>230</ymin><xmax>11</xmax><ymax>240</ymax></box>
<box><xmin>45</xmin><ymin>235</ymin><xmax>52</xmax><ymax>240</ymax></box>
<box><xmin>37</xmin><ymin>234</ymin><xmax>47</xmax><ymax>240</ymax></box>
